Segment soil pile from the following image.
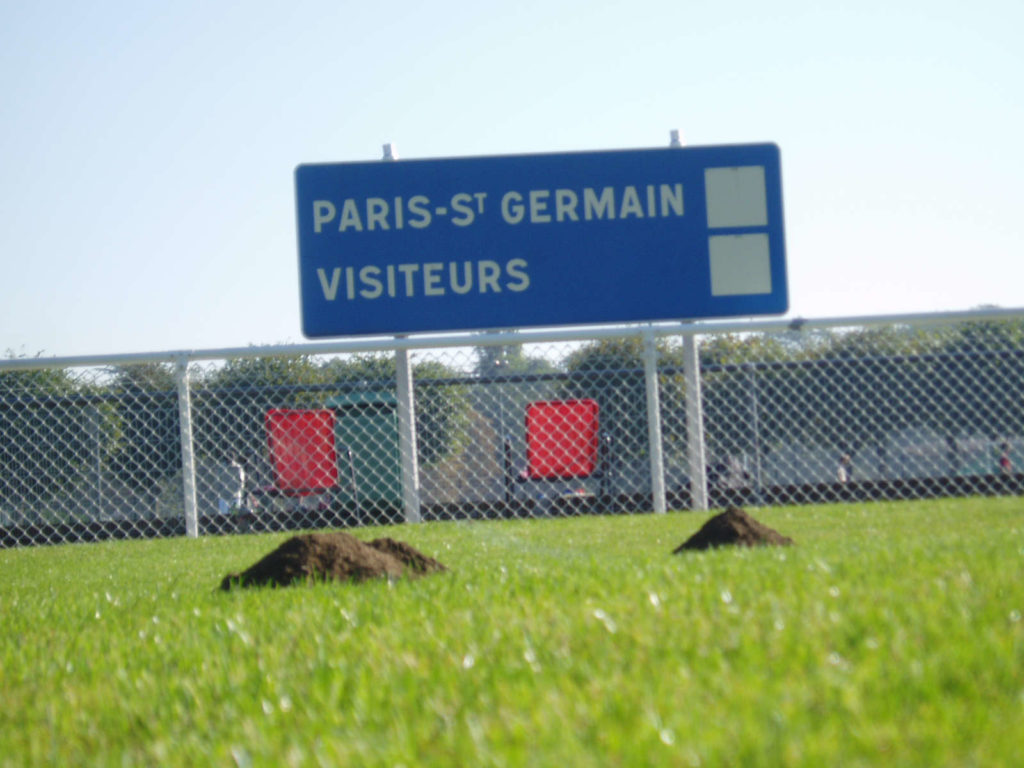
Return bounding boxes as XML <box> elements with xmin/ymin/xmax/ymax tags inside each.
<box><xmin>220</xmin><ymin>532</ymin><xmax>447</xmax><ymax>590</ymax></box>
<box><xmin>673</xmin><ymin>507</ymin><xmax>794</xmax><ymax>553</ymax></box>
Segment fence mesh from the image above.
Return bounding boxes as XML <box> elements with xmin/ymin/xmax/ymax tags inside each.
<box><xmin>2</xmin><ymin>313</ymin><xmax>1022</xmax><ymax>546</ymax></box>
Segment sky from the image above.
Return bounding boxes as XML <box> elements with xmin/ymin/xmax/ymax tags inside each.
<box><xmin>2</xmin><ymin>0</ymin><xmax>1022</xmax><ymax>358</ymax></box>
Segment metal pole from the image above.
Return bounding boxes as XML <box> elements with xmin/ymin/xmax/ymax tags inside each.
<box><xmin>87</xmin><ymin>406</ymin><xmax>102</xmax><ymax>519</ymax></box>
<box><xmin>395</xmin><ymin>343</ymin><xmax>422</xmax><ymax>523</ymax></box>
<box><xmin>683</xmin><ymin>332</ymin><xmax>708</xmax><ymax>511</ymax></box>
<box><xmin>493</xmin><ymin>353</ymin><xmax>512</xmax><ymax>505</ymax></box>
<box><xmin>175</xmin><ymin>354</ymin><xmax>199</xmax><ymax>537</ymax></box>
<box><xmin>6</xmin><ymin>307</ymin><xmax>1024</xmax><ymax>374</ymax></box>
<box><xmin>671</xmin><ymin>128</ymin><xmax>706</xmax><ymax>510</ymax></box>
<box><xmin>746</xmin><ymin>364</ymin><xmax>764</xmax><ymax>504</ymax></box>
<box><xmin>383</xmin><ymin>142</ymin><xmax>422</xmax><ymax>524</ymax></box>
<box><xmin>643</xmin><ymin>328</ymin><xmax>667</xmax><ymax>514</ymax></box>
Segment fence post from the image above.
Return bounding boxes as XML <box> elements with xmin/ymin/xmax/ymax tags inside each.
<box><xmin>86</xmin><ymin>406</ymin><xmax>103</xmax><ymax>518</ymax></box>
<box><xmin>382</xmin><ymin>142</ymin><xmax>422</xmax><ymax>524</ymax></box>
<box><xmin>395</xmin><ymin>344</ymin><xmax>422</xmax><ymax>523</ymax></box>
<box><xmin>174</xmin><ymin>355</ymin><xmax>199</xmax><ymax>538</ymax></box>
<box><xmin>683</xmin><ymin>331</ymin><xmax>708</xmax><ymax>511</ymax></box>
<box><xmin>745</xmin><ymin>364</ymin><xmax>764</xmax><ymax>504</ymax></box>
<box><xmin>643</xmin><ymin>329</ymin><xmax>668</xmax><ymax>514</ymax></box>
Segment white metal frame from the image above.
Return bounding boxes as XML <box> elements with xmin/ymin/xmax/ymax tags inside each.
<box><xmin>3</xmin><ymin>306</ymin><xmax>1022</xmax><ymax>538</ymax></box>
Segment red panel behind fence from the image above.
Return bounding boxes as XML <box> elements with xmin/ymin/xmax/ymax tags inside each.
<box><xmin>525</xmin><ymin>399</ymin><xmax>600</xmax><ymax>480</ymax></box>
<box><xmin>265</xmin><ymin>409</ymin><xmax>339</xmax><ymax>494</ymax></box>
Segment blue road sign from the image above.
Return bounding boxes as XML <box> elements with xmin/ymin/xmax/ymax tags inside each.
<box><xmin>295</xmin><ymin>144</ymin><xmax>787</xmax><ymax>337</ymax></box>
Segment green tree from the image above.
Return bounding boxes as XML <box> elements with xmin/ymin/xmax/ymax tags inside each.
<box><xmin>192</xmin><ymin>354</ymin><xmax>328</xmax><ymax>468</ymax></box>
<box><xmin>698</xmin><ymin>333</ymin><xmax>804</xmax><ymax>462</ymax></box>
<box><xmin>320</xmin><ymin>353</ymin><xmax>471</xmax><ymax>464</ymax></box>
<box><xmin>106</xmin><ymin>363</ymin><xmax>180</xmax><ymax>493</ymax></box>
<box><xmin>697</xmin><ymin>327</ymin><xmax>952</xmax><ymax>478</ymax></box>
<box><xmin>0</xmin><ymin>353</ymin><xmax>95</xmax><ymax>519</ymax></box>
<box><xmin>408</xmin><ymin>359</ymin><xmax>472</xmax><ymax>464</ymax></box>
<box><xmin>192</xmin><ymin>353</ymin><xmax>471</xmax><ymax>472</ymax></box>
<box><xmin>560</xmin><ymin>337</ymin><xmax>687</xmax><ymax>461</ymax></box>
<box><xmin>934</xmin><ymin>316</ymin><xmax>1024</xmax><ymax>444</ymax></box>
<box><xmin>804</xmin><ymin>327</ymin><xmax>945</xmax><ymax>458</ymax></box>
<box><xmin>473</xmin><ymin>331</ymin><xmax>559</xmax><ymax>378</ymax></box>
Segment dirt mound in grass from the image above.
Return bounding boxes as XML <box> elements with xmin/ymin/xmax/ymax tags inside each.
<box><xmin>673</xmin><ymin>507</ymin><xmax>794</xmax><ymax>553</ymax></box>
<box><xmin>220</xmin><ymin>532</ymin><xmax>447</xmax><ymax>591</ymax></box>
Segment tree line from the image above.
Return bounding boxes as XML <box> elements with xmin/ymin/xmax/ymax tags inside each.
<box><xmin>558</xmin><ymin>317</ymin><xmax>1024</xmax><ymax>472</ymax></box>
<box><xmin>3</xmin><ymin>315</ymin><xmax>1022</xmax><ymax>513</ymax></box>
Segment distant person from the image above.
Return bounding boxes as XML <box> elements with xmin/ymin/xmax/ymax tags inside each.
<box><xmin>837</xmin><ymin>454</ymin><xmax>852</xmax><ymax>483</ymax></box>
<box><xmin>999</xmin><ymin>443</ymin><xmax>1012</xmax><ymax>475</ymax></box>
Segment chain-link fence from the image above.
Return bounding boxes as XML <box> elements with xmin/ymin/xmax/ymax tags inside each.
<box><xmin>3</xmin><ymin>308</ymin><xmax>1023</xmax><ymax>547</ymax></box>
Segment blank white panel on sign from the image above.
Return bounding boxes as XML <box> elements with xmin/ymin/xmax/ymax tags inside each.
<box><xmin>704</xmin><ymin>166</ymin><xmax>768</xmax><ymax>228</ymax></box>
<box><xmin>709</xmin><ymin>233</ymin><xmax>772</xmax><ymax>296</ymax></box>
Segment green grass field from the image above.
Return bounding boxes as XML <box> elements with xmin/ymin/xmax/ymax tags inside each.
<box><xmin>2</xmin><ymin>497</ymin><xmax>1023</xmax><ymax>767</ymax></box>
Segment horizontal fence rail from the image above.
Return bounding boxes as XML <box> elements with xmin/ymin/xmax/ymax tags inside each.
<box><xmin>2</xmin><ymin>307</ymin><xmax>1023</xmax><ymax>547</ymax></box>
